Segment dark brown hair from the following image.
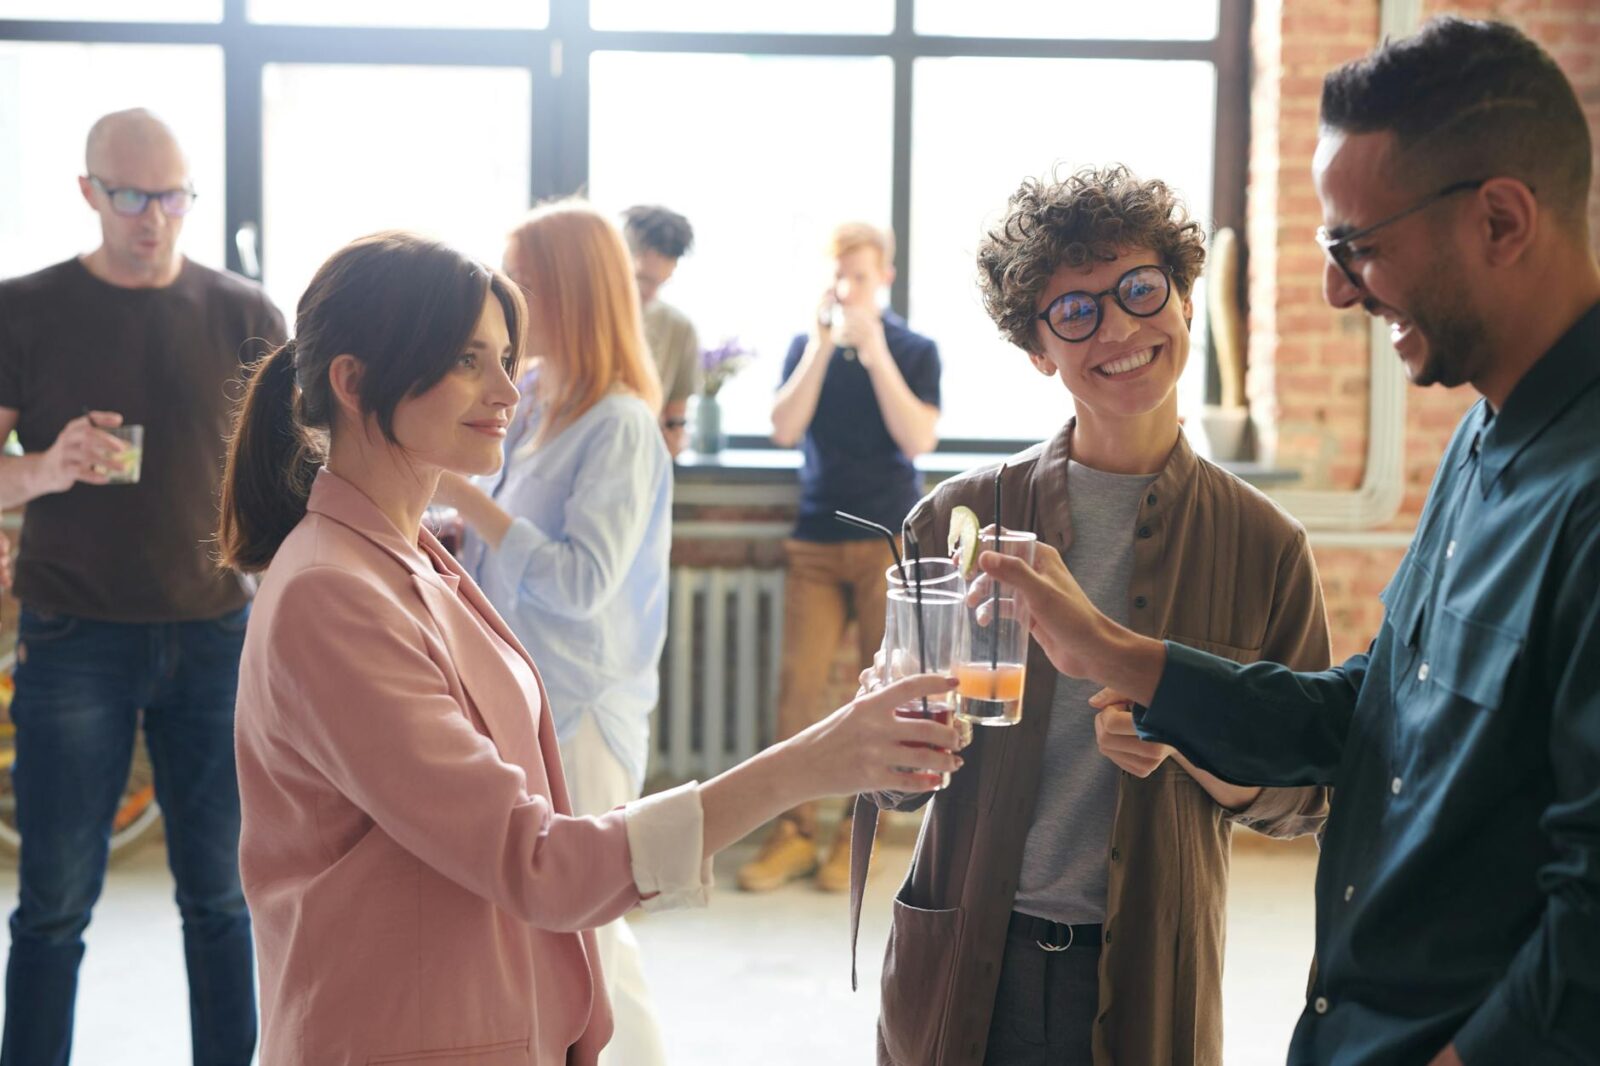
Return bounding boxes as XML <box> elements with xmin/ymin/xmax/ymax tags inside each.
<box><xmin>1321</xmin><ymin>16</ymin><xmax>1591</xmax><ymax>225</ymax></box>
<box><xmin>218</xmin><ymin>230</ymin><xmax>525</xmax><ymax>572</ymax></box>
<box><xmin>621</xmin><ymin>204</ymin><xmax>695</xmax><ymax>260</ymax></box>
<box><xmin>976</xmin><ymin>166</ymin><xmax>1206</xmax><ymax>354</ymax></box>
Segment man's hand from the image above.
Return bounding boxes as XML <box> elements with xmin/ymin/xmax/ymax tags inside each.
<box><xmin>977</xmin><ymin>541</ymin><xmax>1105</xmax><ymax>678</ymax></box>
<box><xmin>836</xmin><ymin>300</ymin><xmax>888</xmax><ymax>368</ymax></box>
<box><xmin>39</xmin><ymin>411</ymin><xmax>127</xmax><ymax>493</ymax></box>
<box><xmin>0</xmin><ymin>525</ymin><xmax>12</xmax><ymax>592</ymax></box>
<box><xmin>812</xmin><ymin>289</ymin><xmax>839</xmax><ymax>351</ymax></box>
<box><xmin>1426</xmin><ymin>1044</ymin><xmax>1463</xmax><ymax>1066</ymax></box>
<box><xmin>1088</xmin><ymin>688</ymin><xmax>1173</xmax><ymax>777</ymax></box>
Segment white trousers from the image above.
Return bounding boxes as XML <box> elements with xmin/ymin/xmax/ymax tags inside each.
<box><xmin>560</xmin><ymin>714</ymin><xmax>669</xmax><ymax>1066</ymax></box>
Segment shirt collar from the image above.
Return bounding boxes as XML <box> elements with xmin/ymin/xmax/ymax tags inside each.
<box><xmin>1479</xmin><ymin>300</ymin><xmax>1600</xmax><ymax>494</ymax></box>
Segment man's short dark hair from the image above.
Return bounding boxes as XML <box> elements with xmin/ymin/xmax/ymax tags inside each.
<box><xmin>1321</xmin><ymin>16</ymin><xmax>1592</xmax><ymax>224</ymax></box>
<box><xmin>622</xmin><ymin>205</ymin><xmax>695</xmax><ymax>260</ymax></box>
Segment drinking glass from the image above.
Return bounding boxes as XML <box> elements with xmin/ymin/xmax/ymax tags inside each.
<box><xmin>957</xmin><ymin>530</ymin><xmax>1036</xmax><ymax>726</ymax></box>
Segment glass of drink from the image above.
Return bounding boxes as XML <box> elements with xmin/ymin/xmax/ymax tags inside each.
<box><xmin>879</xmin><ymin>558</ymin><xmax>966</xmax><ymax>790</ymax></box>
<box><xmin>104</xmin><ymin>424</ymin><xmax>143</xmax><ymax>485</ymax></box>
<box><xmin>958</xmin><ymin>529</ymin><xmax>1037</xmax><ymax>726</ymax></box>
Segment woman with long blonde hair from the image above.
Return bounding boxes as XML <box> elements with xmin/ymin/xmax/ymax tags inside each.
<box><xmin>433</xmin><ymin>199</ymin><xmax>672</xmax><ymax>1065</ymax></box>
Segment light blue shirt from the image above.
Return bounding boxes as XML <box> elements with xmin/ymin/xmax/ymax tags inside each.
<box><xmin>461</xmin><ymin>388</ymin><xmax>672</xmax><ymax>791</ymax></box>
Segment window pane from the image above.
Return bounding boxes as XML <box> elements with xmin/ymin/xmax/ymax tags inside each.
<box><xmin>589</xmin><ymin>53</ymin><xmax>893</xmax><ymax>436</ymax></box>
<box><xmin>910</xmin><ymin>57</ymin><xmax>1216</xmax><ymax>442</ymax></box>
<box><xmin>0</xmin><ymin>0</ymin><xmax>220</xmax><ymax>20</ymax></box>
<box><xmin>262</xmin><ymin>64</ymin><xmax>532</xmax><ymax>315</ymax></box>
<box><xmin>0</xmin><ymin>42</ymin><xmax>225</xmax><ymax>281</ymax></box>
<box><xmin>591</xmin><ymin>0</ymin><xmax>891</xmax><ymax>34</ymax></box>
<box><xmin>249</xmin><ymin>0</ymin><xmax>547</xmax><ymax>28</ymax></box>
<box><xmin>916</xmin><ymin>0</ymin><xmax>1218</xmax><ymax>40</ymax></box>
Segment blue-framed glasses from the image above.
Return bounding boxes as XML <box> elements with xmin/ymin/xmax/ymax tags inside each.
<box><xmin>88</xmin><ymin>175</ymin><xmax>198</xmax><ymax>218</ymax></box>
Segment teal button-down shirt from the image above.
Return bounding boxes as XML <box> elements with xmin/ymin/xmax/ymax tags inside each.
<box><xmin>1138</xmin><ymin>302</ymin><xmax>1600</xmax><ymax>1064</ymax></box>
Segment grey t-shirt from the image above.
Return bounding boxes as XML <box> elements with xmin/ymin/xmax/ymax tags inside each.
<box><xmin>1013</xmin><ymin>460</ymin><xmax>1157</xmax><ymax>926</ymax></box>
<box><xmin>642</xmin><ymin>299</ymin><xmax>699</xmax><ymax>405</ymax></box>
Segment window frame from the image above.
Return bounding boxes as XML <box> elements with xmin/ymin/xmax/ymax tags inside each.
<box><xmin>0</xmin><ymin>0</ymin><xmax>1250</xmax><ymax>444</ymax></box>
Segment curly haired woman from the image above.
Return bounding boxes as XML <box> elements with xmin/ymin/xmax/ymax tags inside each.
<box><xmin>857</xmin><ymin>166</ymin><xmax>1333</xmax><ymax>1066</ymax></box>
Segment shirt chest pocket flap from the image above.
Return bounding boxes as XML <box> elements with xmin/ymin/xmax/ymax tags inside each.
<box><xmin>1428</xmin><ymin>605</ymin><xmax>1524</xmax><ymax>709</ymax></box>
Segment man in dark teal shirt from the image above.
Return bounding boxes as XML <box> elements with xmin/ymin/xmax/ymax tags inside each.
<box><xmin>980</xmin><ymin>17</ymin><xmax>1600</xmax><ymax>1066</ymax></box>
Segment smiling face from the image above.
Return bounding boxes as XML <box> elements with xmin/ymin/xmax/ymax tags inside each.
<box><xmin>389</xmin><ymin>292</ymin><xmax>521</xmax><ymax>478</ymax></box>
<box><xmin>1028</xmin><ymin>247</ymin><xmax>1192</xmax><ymax>429</ymax></box>
<box><xmin>1313</xmin><ymin>128</ymin><xmax>1493</xmax><ymax>389</ymax></box>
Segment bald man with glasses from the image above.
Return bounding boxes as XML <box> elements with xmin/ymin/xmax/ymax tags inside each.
<box><xmin>0</xmin><ymin>109</ymin><xmax>284</xmax><ymax>1065</ymax></box>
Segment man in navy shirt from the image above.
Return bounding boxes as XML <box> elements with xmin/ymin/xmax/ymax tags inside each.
<box><xmin>741</xmin><ymin>222</ymin><xmax>941</xmax><ymax>893</ymax></box>
<box><xmin>983</xmin><ymin>18</ymin><xmax>1599</xmax><ymax>1065</ymax></box>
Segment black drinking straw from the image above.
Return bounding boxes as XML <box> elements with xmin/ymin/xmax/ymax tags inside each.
<box><xmin>990</xmin><ymin>464</ymin><xmax>1005</xmax><ymax>676</ymax></box>
<box><xmin>832</xmin><ymin>510</ymin><xmax>906</xmax><ymax>585</ymax></box>
<box><xmin>906</xmin><ymin>531</ymin><xmax>932</xmax><ymax>718</ymax></box>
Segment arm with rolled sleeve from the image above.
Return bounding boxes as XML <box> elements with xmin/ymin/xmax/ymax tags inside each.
<box><xmin>1451</xmin><ymin>520</ymin><xmax>1600</xmax><ymax>1063</ymax></box>
<box><xmin>1224</xmin><ymin>527</ymin><xmax>1336</xmax><ymax>837</ymax></box>
<box><xmin>486</xmin><ymin>406</ymin><xmax>668</xmax><ymax>621</ymax></box>
<box><xmin>266</xmin><ymin>565</ymin><xmax>708</xmax><ymax>932</ymax></box>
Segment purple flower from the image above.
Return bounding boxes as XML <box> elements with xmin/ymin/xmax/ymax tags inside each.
<box><xmin>699</xmin><ymin>336</ymin><xmax>754</xmax><ymax>396</ymax></box>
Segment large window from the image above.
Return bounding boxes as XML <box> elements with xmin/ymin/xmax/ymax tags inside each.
<box><xmin>589</xmin><ymin>52</ymin><xmax>893</xmax><ymax>435</ymax></box>
<box><xmin>0</xmin><ymin>0</ymin><xmax>1246</xmax><ymax>448</ymax></box>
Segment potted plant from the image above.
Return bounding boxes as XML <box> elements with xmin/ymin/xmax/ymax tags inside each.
<box><xmin>693</xmin><ymin>337</ymin><xmax>754</xmax><ymax>454</ymax></box>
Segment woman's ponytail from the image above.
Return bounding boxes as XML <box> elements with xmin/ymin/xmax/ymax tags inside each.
<box><xmin>218</xmin><ymin>338</ymin><xmax>323</xmax><ymax>573</ymax></box>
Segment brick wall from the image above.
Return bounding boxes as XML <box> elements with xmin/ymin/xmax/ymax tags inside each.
<box><xmin>1251</xmin><ymin>0</ymin><xmax>1600</xmax><ymax>660</ymax></box>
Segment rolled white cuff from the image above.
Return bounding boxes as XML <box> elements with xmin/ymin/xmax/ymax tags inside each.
<box><xmin>624</xmin><ymin>782</ymin><xmax>712</xmax><ymax>913</ymax></box>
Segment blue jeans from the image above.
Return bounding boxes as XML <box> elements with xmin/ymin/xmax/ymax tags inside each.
<box><xmin>2</xmin><ymin>607</ymin><xmax>256</xmax><ymax>1066</ymax></box>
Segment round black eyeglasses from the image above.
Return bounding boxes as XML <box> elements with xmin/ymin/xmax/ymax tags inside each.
<box><xmin>1036</xmin><ymin>264</ymin><xmax>1172</xmax><ymax>343</ymax></box>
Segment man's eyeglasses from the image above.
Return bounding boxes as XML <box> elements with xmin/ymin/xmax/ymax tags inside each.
<box><xmin>88</xmin><ymin>175</ymin><xmax>198</xmax><ymax>218</ymax></box>
<box><xmin>1036</xmin><ymin>264</ymin><xmax>1172</xmax><ymax>344</ymax></box>
<box><xmin>1315</xmin><ymin>179</ymin><xmax>1486</xmax><ymax>289</ymax></box>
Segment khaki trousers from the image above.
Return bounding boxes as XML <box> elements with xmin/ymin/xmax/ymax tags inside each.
<box><xmin>776</xmin><ymin>537</ymin><xmax>896</xmax><ymax>836</ymax></box>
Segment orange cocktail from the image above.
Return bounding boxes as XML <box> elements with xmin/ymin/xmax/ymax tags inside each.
<box><xmin>954</xmin><ymin>662</ymin><xmax>1026</xmax><ymax>725</ymax></box>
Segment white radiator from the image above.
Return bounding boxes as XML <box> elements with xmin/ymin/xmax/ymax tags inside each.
<box><xmin>652</xmin><ymin>567</ymin><xmax>786</xmax><ymax>781</ymax></box>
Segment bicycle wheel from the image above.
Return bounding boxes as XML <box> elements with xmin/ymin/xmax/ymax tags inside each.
<box><xmin>0</xmin><ymin>653</ymin><xmax>164</xmax><ymax>865</ymax></box>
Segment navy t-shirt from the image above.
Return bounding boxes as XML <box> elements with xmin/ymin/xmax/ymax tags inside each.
<box><xmin>779</xmin><ymin>310</ymin><xmax>941</xmax><ymax>542</ymax></box>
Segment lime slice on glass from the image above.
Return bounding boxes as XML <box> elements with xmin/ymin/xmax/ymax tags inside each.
<box><xmin>948</xmin><ymin>505</ymin><xmax>981</xmax><ymax>579</ymax></box>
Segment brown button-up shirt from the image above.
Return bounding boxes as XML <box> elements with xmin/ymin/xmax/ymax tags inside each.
<box><xmin>852</xmin><ymin>422</ymin><xmax>1332</xmax><ymax>1066</ymax></box>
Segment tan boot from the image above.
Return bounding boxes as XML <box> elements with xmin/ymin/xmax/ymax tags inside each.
<box><xmin>737</xmin><ymin>819</ymin><xmax>819</xmax><ymax>892</ymax></box>
<box><xmin>816</xmin><ymin>810</ymin><xmax>878</xmax><ymax>893</ymax></box>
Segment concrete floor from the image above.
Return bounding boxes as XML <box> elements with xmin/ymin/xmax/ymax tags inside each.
<box><xmin>0</xmin><ymin>824</ymin><xmax>1317</xmax><ymax>1065</ymax></box>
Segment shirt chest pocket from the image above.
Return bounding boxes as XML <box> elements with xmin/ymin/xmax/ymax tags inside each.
<box><xmin>1398</xmin><ymin>606</ymin><xmax>1524</xmax><ymax>779</ymax></box>
<box><xmin>1425</xmin><ymin>606</ymin><xmax>1523</xmax><ymax>709</ymax></box>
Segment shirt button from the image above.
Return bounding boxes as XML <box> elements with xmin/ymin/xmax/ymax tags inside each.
<box><xmin>1138</xmin><ymin>526</ymin><xmax>1153</xmax><ymax>539</ymax></box>
<box><xmin>1417</xmin><ymin>662</ymin><xmax>1430</xmax><ymax>682</ymax></box>
<box><xmin>1446</xmin><ymin>540</ymin><xmax>1456</xmax><ymax>560</ymax></box>
<box><xmin>1314</xmin><ymin>996</ymin><xmax>1329</xmax><ymax>1015</ymax></box>
<box><xmin>1104</xmin><ymin>930</ymin><xmax>1113</xmax><ymax>944</ymax></box>
<box><xmin>1133</xmin><ymin>596</ymin><xmax>1148</xmax><ymax>609</ymax></box>
<box><xmin>1391</xmin><ymin>777</ymin><xmax>1404</xmax><ymax>795</ymax></box>
<box><xmin>1146</xmin><ymin>493</ymin><xmax>1157</xmax><ymax>506</ymax></box>
<box><xmin>1111</xmin><ymin>847</ymin><xmax>1121</xmax><ymax>861</ymax></box>
<box><xmin>1344</xmin><ymin>885</ymin><xmax>1354</xmax><ymax>901</ymax></box>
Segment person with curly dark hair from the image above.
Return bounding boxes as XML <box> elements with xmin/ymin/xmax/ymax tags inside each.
<box><xmin>852</xmin><ymin>165</ymin><xmax>1333</xmax><ymax>1066</ymax></box>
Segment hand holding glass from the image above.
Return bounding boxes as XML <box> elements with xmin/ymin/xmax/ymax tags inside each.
<box><xmin>959</xmin><ymin>529</ymin><xmax>1036</xmax><ymax>726</ymax></box>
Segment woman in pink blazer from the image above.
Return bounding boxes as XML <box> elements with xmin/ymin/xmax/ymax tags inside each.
<box><xmin>216</xmin><ymin>231</ymin><xmax>962</xmax><ymax>1066</ymax></box>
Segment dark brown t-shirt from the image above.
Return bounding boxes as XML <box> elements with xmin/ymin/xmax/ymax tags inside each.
<box><xmin>0</xmin><ymin>257</ymin><xmax>286</xmax><ymax>622</ymax></box>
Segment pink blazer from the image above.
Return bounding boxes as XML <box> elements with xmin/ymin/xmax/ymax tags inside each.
<box><xmin>236</xmin><ymin>471</ymin><xmax>642</xmax><ymax>1066</ymax></box>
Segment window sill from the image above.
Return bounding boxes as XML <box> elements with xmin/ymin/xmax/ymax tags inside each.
<box><xmin>673</xmin><ymin>445</ymin><xmax>1301</xmax><ymax>504</ymax></box>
